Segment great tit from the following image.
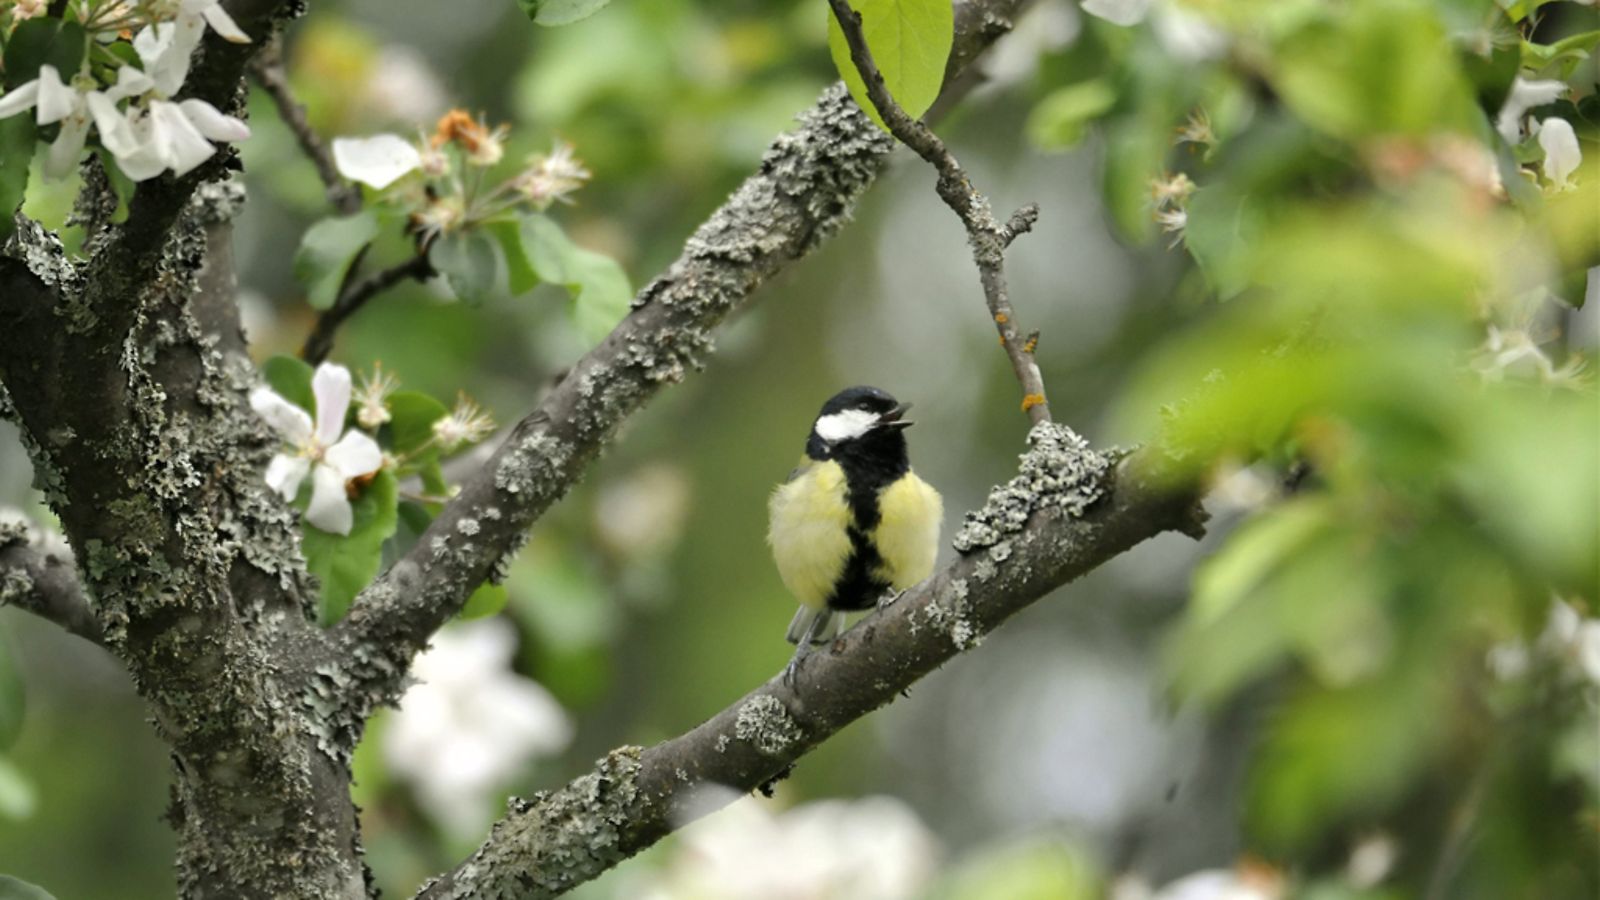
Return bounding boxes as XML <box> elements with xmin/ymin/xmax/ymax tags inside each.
<box><xmin>768</xmin><ymin>386</ymin><xmax>943</xmax><ymax>673</ymax></box>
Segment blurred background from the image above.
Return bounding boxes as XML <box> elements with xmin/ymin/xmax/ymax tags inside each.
<box><xmin>1</xmin><ymin>0</ymin><xmax>1596</xmax><ymax>897</ymax></box>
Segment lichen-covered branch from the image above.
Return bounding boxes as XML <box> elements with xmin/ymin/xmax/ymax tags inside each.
<box><xmin>415</xmin><ymin>433</ymin><xmax>1203</xmax><ymax>899</ymax></box>
<box><xmin>249</xmin><ymin>40</ymin><xmax>363</xmax><ymax>216</ymax></box>
<box><xmin>328</xmin><ymin>0</ymin><xmax>1034</xmax><ymax>722</ymax></box>
<box><xmin>0</xmin><ymin>520</ymin><xmax>103</xmax><ymax>647</ymax></box>
<box><xmin>301</xmin><ymin>252</ymin><xmax>434</xmax><ymax>365</ymax></box>
<box><xmin>827</xmin><ymin>0</ymin><xmax>1051</xmax><ymax>424</ymax></box>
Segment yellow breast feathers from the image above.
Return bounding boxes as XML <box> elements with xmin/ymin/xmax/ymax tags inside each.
<box><xmin>872</xmin><ymin>471</ymin><xmax>942</xmax><ymax>589</ymax></box>
<box><xmin>767</xmin><ymin>460</ymin><xmax>852</xmax><ymax>609</ymax></box>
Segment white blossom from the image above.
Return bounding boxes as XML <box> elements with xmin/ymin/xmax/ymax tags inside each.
<box><xmin>0</xmin><ymin>4</ymin><xmax>248</xmax><ymax>183</ymax></box>
<box><xmin>1495</xmin><ymin>78</ymin><xmax>1566</xmax><ymax>144</ymax></box>
<box><xmin>383</xmin><ymin>619</ymin><xmax>573</xmax><ymax>837</ymax></box>
<box><xmin>1082</xmin><ymin>0</ymin><xmax>1153</xmax><ymax>27</ymax></box>
<box><xmin>637</xmin><ymin>795</ymin><xmax>939</xmax><ymax>900</ymax></box>
<box><xmin>1537</xmin><ymin>117</ymin><xmax>1581</xmax><ymax>188</ymax></box>
<box><xmin>362</xmin><ymin>47</ymin><xmax>449</xmax><ymax>123</ymax></box>
<box><xmin>1081</xmin><ymin>0</ymin><xmax>1226</xmax><ymax>60</ymax></box>
<box><xmin>432</xmin><ymin>393</ymin><xmax>496</xmax><ymax>452</ymax></box>
<box><xmin>1151</xmin><ymin>868</ymin><xmax>1283</xmax><ymax>900</ymax></box>
<box><xmin>9</xmin><ymin>0</ymin><xmax>48</xmax><ymax>20</ymax></box>
<box><xmin>514</xmin><ymin>140</ymin><xmax>591</xmax><ymax>209</ymax></box>
<box><xmin>1577</xmin><ymin>621</ymin><xmax>1600</xmax><ymax>685</ymax></box>
<box><xmin>332</xmin><ymin>134</ymin><xmax>422</xmax><ymax>189</ymax></box>
<box><xmin>249</xmin><ymin>363</ymin><xmax>382</xmax><ymax>535</ymax></box>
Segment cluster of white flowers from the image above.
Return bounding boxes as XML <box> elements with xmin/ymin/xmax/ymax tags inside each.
<box><xmin>1472</xmin><ymin>323</ymin><xmax>1587</xmax><ymax>388</ymax></box>
<box><xmin>0</xmin><ymin>0</ymin><xmax>251</xmax><ymax>182</ymax></box>
<box><xmin>329</xmin><ymin>108</ymin><xmax>592</xmax><ymax>243</ymax></box>
<box><xmin>249</xmin><ymin>363</ymin><xmax>382</xmax><ymax>535</ymax></box>
<box><xmin>1496</xmin><ymin>77</ymin><xmax>1582</xmax><ymax>190</ymax></box>
<box><xmin>382</xmin><ymin>618</ymin><xmax>574</xmax><ymax>838</ymax></box>
<box><xmin>1487</xmin><ymin>597</ymin><xmax>1600</xmax><ymax>685</ymax></box>
<box><xmin>1114</xmin><ymin>863</ymin><xmax>1285</xmax><ymax>900</ymax></box>
<box><xmin>1080</xmin><ymin>0</ymin><xmax>1228</xmax><ymax>62</ymax></box>
<box><xmin>633</xmin><ymin>793</ymin><xmax>940</xmax><ymax>900</ymax></box>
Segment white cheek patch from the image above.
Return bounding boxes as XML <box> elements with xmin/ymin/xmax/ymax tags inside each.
<box><xmin>814</xmin><ymin>409</ymin><xmax>878</xmax><ymax>443</ymax></box>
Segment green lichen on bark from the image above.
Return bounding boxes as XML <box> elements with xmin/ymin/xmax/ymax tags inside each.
<box><xmin>417</xmin><ymin>747</ymin><xmax>648</xmax><ymax>900</ymax></box>
<box><xmin>952</xmin><ymin>422</ymin><xmax>1115</xmax><ymax>555</ymax></box>
<box><xmin>734</xmin><ymin>694</ymin><xmax>805</xmax><ymax>756</ymax></box>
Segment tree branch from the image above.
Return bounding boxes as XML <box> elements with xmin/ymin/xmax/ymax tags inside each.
<box><xmin>249</xmin><ymin>41</ymin><xmax>363</xmax><ymax>216</ymax></box>
<box><xmin>827</xmin><ymin>0</ymin><xmax>1051</xmax><ymax>424</ymax></box>
<box><xmin>0</xmin><ymin>522</ymin><xmax>103</xmax><ymax>647</ymax></box>
<box><xmin>301</xmin><ymin>252</ymin><xmax>434</xmax><ymax>365</ymax></box>
<box><xmin>415</xmin><ymin>434</ymin><xmax>1203</xmax><ymax>898</ymax></box>
<box><xmin>324</xmin><ymin>0</ymin><xmax>1038</xmax><ymax>716</ymax></box>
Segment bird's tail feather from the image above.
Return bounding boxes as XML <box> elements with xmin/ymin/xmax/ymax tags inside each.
<box><xmin>785</xmin><ymin>607</ymin><xmax>839</xmax><ymax>646</ymax></box>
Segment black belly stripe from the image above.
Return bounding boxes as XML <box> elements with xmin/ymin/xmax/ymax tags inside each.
<box><xmin>826</xmin><ymin>522</ymin><xmax>890</xmax><ymax>611</ymax></box>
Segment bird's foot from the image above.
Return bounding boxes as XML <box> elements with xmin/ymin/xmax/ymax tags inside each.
<box><xmin>877</xmin><ymin>589</ymin><xmax>907</xmax><ymax>611</ymax></box>
<box><xmin>781</xmin><ymin>642</ymin><xmax>811</xmax><ymax>689</ymax></box>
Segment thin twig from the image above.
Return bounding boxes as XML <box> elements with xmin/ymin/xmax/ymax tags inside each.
<box><xmin>248</xmin><ymin>41</ymin><xmax>362</xmax><ymax>216</ymax></box>
<box><xmin>826</xmin><ymin>0</ymin><xmax>1051</xmax><ymax>424</ymax></box>
<box><xmin>301</xmin><ymin>253</ymin><xmax>434</xmax><ymax>364</ymax></box>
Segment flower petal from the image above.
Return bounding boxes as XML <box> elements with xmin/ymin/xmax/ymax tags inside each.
<box><xmin>311</xmin><ymin>363</ymin><xmax>354</xmax><ymax>446</ymax></box>
<box><xmin>0</xmin><ymin>79</ymin><xmax>41</xmax><ymax>120</ymax></box>
<box><xmin>102</xmin><ymin>66</ymin><xmax>155</xmax><ymax>104</ymax></box>
<box><xmin>42</xmin><ymin>110</ymin><xmax>90</xmax><ymax>181</ymax></box>
<box><xmin>250</xmin><ymin>386</ymin><xmax>314</xmax><ymax>446</ymax></box>
<box><xmin>306</xmin><ymin>463</ymin><xmax>354</xmax><ymax>535</ymax></box>
<box><xmin>133</xmin><ymin>19</ymin><xmax>203</xmax><ymax>97</ymax></box>
<box><xmin>198</xmin><ymin>2</ymin><xmax>252</xmax><ymax>43</ymax></box>
<box><xmin>1081</xmin><ymin>0</ymin><xmax>1152</xmax><ymax>26</ymax></box>
<box><xmin>178</xmin><ymin>98</ymin><xmax>249</xmax><ymax>142</ymax></box>
<box><xmin>1495</xmin><ymin>77</ymin><xmax>1566</xmax><ymax>144</ymax></box>
<box><xmin>1539</xmin><ymin>117</ymin><xmax>1581</xmax><ymax>187</ymax></box>
<box><xmin>324</xmin><ymin>430</ymin><xmax>382</xmax><ymax>480</ymax></box>
<box><xmin>34</xmin><ymin>65</ymin><xmax>79</xmax><ymax>126</ymax></box>
<box><xmin>332</xmin><ymin>134</ymin><xmax>421</xmax><ymax>189</ymax></box>
<box><xmin>1577</xmin><ymin>621</ymin><xmax>1600</xmax><ymax>686</ymax></box>
<box><xmin>264</xmin><ymin>453</ymin><xmax>310</xmax><ymax>501</ymax></box>
<box><xmin>86</xmin><ymin>91</ymin><xmax>138</xmax><ymax>156</ymax></box>
<box><xmin>149</xmin><ymin>99</ymin><xmax>216</xmax><ymax>177</ymax></box>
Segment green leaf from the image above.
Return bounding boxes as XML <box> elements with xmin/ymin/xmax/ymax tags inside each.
<box><xmin>1182</xmin><ymin>187</ymin><xmax>1264</xmax><ymax>300</ymax></box>
<box><xmin>1521</xmin><ymin>31</ymin><xmax>1600</xmax><ymax>80</ymax></box>
<box><xmin>0</xmin><ymin>758</ymin><xmax>35</xmax><ymax>821</ymax></box>
<box><xmin>1272</xmin><ymin>0</ymin><xmax>1480</xmax><ymax>140</ymax></box>
<box><xmin>520</xmin><ymin>215</ymin><xmax>632</xmax><ymax>342</ymax></box>
<box><xmin>3</xmin><ymin>19</ymin><xmax>87</xmax><ymax>90</ymax></box>
<box><xmin>385</xmin><ymin>390</ymin><xmax>449</xmax><ymax>456</ymax></box>
<box><xmin>433</xmin><ymin>229</ymin><xmax>500</xmax><ymax>305</ymax></box>
<box><xmin>487</xmin><ymin>219</ymin><xmax>539</xmax><ymax>294</ymax></box>
<box><xmin>1247</xmin><ymin>663</ymin><xmax>1440</xmax><ymax>850</ymax></box>
<box><xmin>0</xmin><ymin>118</ymin><xmax>32</xmax><ymax>244</ymax></box>
<box><xmin>0</xmin><ymin>636</ymin><xmax>22</xmax><ymax>752</ymax></box>
<box><xmin>261</xmin><ymin>355</ymin><xmax>316</xmax><ymax>414</ymax></box>
<box><xmin>302</xmin><ymin>470</ymin><xmax>399</xmax><ymax>625</ymax></box>
<box><xmin>293</xmin><ymin>212</ymin><xmax>379</xmax><ymax>311</ymax></box>
<box><xmin>1025</xmin><ymin>80</ymin><xmax>1117</xmax><ymax>150</ymax></box>
<box><xmin>517</xmin><ymin>0</ymin><xmax>614</xmax><ymax>26</ymax></box>
<box><xmin>460</xmin><ymin>582</ymin><xmax>508</xmax><ymax>620</ymax></box>
<box><xmin>826</xmin><ymin>0</ymin><xmax>954</xmax><ymax>131</ymax></box>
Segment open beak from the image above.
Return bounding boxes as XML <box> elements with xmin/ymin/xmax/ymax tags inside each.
<box><xmin>881</xmin><ymin>401</ymin><xmax>914</xmax><ymax>430</ymax></box>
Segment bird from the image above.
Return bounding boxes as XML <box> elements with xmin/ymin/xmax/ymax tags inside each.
<box><xmin>767</xmin><ymin>386</ymin><xmax>943</xmax><ymax>680</ymax></box>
